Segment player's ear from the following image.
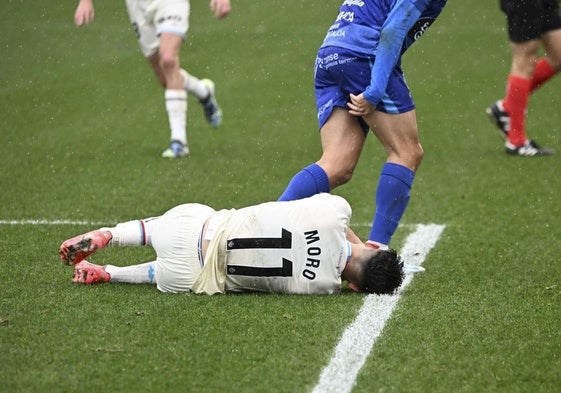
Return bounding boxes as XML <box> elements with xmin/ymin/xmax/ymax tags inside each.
<box><xmin>348</xmin><ymin>282</ymin><xmax>360</xmax><ymax>292</ymax></box>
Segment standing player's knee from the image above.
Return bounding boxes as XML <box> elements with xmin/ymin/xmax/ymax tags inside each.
<box><xmin>389</xmin><ymin>142</ymin><xmax>423</xmax><ymax>171</ymax></box>
<box><xmin>159</xmin><ymin>52</ymin><xmax>179</xmax><ymax>74</ymax></box>
<box><xmin>319</xmin><ymin>159</ymin><xmax>357</xmax><ymax>188</ymax></box>
<box><xmin>402</xmin><ymin>143</ymin><xmax>423</xmax><ymax>170</ymax></box>
<box><xmin>331</xmin><ymin>167</ymin><xmax>355</xmax><ymax>188</ymax></box>
<box><xmin>413</xmin><ymin>144</ymin><xmax>424</xmax><ymax>166</ymax></box>
<box><xmin>545</xmin><ymin>53</ymin><xmax>561</xmax><ymax>71</ymax></box>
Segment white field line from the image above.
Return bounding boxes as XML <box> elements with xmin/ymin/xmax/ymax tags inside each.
<box><xmin>0</xmin><ymin>219</ymin><xmax>111</xmax><ymax>226</ymax></box>
<box><xmin>0</xmin><ymin>220</ymin><xmax>401</xmax><ymax>227</ymax></box>
<box><xmin>312</xmin><ymin>224</ymin><xmax>445</xmax><ymax>393</ymax></box>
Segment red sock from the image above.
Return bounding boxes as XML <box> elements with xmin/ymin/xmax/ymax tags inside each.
<box><xmin>531</xmin><ymin>58</ymin><xmax>558</xmax><ymax>91</ymax></box>
<box><xmin>503</xmin><ymin>75</ymin><xmax>531</xmax><ymax>146</ymax></box>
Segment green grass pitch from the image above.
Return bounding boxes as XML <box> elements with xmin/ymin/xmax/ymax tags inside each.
<box><xmin>1</xmin><ymin>1</ymin><xmax>561</xmax><ymax>392</ymax></box>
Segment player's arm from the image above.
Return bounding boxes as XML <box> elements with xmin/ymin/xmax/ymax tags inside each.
<box><xmin>346</xmin><ymin>227</ymin><xmax>363</xmax><ymax>245</ymax></box>
<box><xmin>364</xmin><ymin>0</ymin><xmax>431</xmax><ymax>106</ymax></box>
<box><xmin>210</xmin><ymin>0</ymin><xmax>232</xmax><ymax>20</ymax></box>
<box><xmin>74</xmin><ymin>0</ymin><xmax>95</xmax><ymax>27</ymax></box>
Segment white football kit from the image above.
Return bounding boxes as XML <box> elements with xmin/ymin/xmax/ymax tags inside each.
<box><xmin>126</xmin><ymin>0</ymin><xmax>190</xmax><ymax>57</ymax></box>
<box><xmin>192</xmin><ymin>193</ymin><xmax>352</xmax><ymax>295</ymax></box>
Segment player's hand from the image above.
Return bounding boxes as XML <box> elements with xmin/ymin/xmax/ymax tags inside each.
<box><xmin>210</xmin><ymin>0</ymin><xmax>231</xmax><ymax>19</ymax></box>
<box><xmin>347</xmin><ymin>93</ymin><xmax>376</xmax><ymax>117</ymax></box>
<box><xmin>74</xmin><ymin>0</ymin><xmax>95</xmax><ymax>26</ymax></box>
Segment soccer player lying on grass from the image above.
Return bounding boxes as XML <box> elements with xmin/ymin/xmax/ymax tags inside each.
<box><xmin>59</xmin><ymin>194</ymin><xmax>407</xmax><ymax>295</ymax></box>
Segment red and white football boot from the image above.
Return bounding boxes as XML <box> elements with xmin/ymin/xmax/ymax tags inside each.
<box><xmin>59</xmin><ymin>230</ymin><xmax>112</xmax><ymax>265</ymax></box>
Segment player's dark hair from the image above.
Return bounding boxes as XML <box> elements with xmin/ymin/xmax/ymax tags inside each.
<box><xmin>360</xmin><ymin>248</ymin><xmax>404</xmax><ymax>295</ymax></box>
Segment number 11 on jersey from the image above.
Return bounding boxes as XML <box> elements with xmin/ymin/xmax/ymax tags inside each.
<box><xmin>226</xmin><ymin>228</ymin><xmax>293</xmax><ymax>277</ymax></box>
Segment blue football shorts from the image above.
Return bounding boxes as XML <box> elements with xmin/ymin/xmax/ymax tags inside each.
<box><xmin>314</xmin><ymin>46</ymin><xmax>415</xmax><ymax>133</ymax></box>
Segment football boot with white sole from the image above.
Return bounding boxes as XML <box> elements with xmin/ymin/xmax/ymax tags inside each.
<box><xmin>162</xmin><ymin>140</ymin><xmax>189</xmax><ymax>158</ymax></box>
<box><xmin>505</xmin><ymin>139</ymin><xmax>554</xmax><ymax>156</ymax></box>
<box><xmin>486</xmin><ymin>99</ymin><xmax>510</xmax><ymax>140</ymax></box>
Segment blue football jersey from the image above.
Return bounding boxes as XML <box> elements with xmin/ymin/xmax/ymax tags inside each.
<box><xmin>321</xmin><ymin>0</ymin><xmax>447</xmax><ymax>56</ymax></box>
<box><xmin>319</xmin><ymin>0</ymin><xmax>448</xmax><ymax>106</ymax></box>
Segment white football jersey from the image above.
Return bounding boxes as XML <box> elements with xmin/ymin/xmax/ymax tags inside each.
<box><xmin>192</xmin><ymin>193</ymin><xmax>352</xmax><ymax>295</ymax></box>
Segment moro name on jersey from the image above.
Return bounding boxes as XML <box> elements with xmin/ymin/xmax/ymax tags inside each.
<box><xmin>302</xmin><ymin>230</ymin><xmax>322</xmax><ymax>280</ymax></box>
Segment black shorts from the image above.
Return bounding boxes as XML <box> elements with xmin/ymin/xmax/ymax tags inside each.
<box><xmin>500</xmin><ymin>0</ymin><xmax>561</xmax><ymax>42</ymax></box>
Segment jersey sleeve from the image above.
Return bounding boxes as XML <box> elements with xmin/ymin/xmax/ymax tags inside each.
<box><xmin>363</xmin><ymin>0</ymin><xmax>430</xmax><ymax>105</ymax></box>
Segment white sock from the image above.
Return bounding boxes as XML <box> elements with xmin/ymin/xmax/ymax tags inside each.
<box><xmin>105</xmin><ymin>217</ymin><xmax>159</xmax><ymax>247</ymax></box>
<box><xmin>180</xmin><ymin>69</ymin><xmax>209</xmax><ymax>100</ymax></box>
<box><xmin>105</xmin><ymin>262</ymin><xmax>156</xmax><ymax>284</ymax></box>
<box><xmin>165</xmin><ymin>89</ymin><xmax>188</xmax><ymax>145</ymax></box>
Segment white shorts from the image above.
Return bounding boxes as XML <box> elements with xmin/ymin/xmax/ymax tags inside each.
<box><xmin>125</xmin><ymin>0</ymin><xmax>191</xmax><ymax>57</ymax></box>
<box><xmin>151</xmin><ymin>203</ymin><xmax>215</xmax><ymax>293</ymax></box>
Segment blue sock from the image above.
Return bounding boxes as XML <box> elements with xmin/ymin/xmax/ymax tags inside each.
<box><xmin>368</xmin><ymin>163</ymin><xmax>415</xmax><ymax>245</ymax></box>
<box><xmin>278</xmin><ymin>163</ymin><xmax>330</xmax><ymax>201</ymax></box>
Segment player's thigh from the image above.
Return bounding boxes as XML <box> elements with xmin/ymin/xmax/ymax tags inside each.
<box><xmin>152</xmin><ymin>203</ymin><xmax>214</xmax><ymax>293</ymax></box>
<box><xmin>317</xmin><ymin>108</ymin><xmax>366</xmax><ymax>175</ymax></box>
<box><xmin>541</xmin><ymin>0</ymin><xmax>561</xmax><ymax>68</ymax></box>
<box><xmin>510</xmin><ymin>40</ymin><xmax>541</xmax><ymax>76</ymax></box>
<box><xmin>315</xmin><ymin>47</ymin><xmax>371</xmax><ymax>133</ymax></box>
<box><xmin>542</xmin><ymin>29</ymin><xmax>561</xmax><ymax>68</ymax></box>
<box><xmin>126</xmin><ymin>0</ymin><xmax>160</xmax><ymax>57</ymax></box>
<box><xmin>368</xmin><ymin>110</ymin><xmax>419</xmax><ymax>143</ymax></box>
<box><xmin>159</xmin><ymin>32</ymin><xmax>184</xmax><ymax>59</ymax></box>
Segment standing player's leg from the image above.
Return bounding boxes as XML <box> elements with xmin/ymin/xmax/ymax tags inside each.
<box><xmin>530</xmin><ymin>42</ymin><xmax>561</xmax><ymax>91</ymax></box>
<box><xmin>498</xmin><ymin>39</ymin><xmax>555</xmax><ymax>155</ymax></box>
<box><xmin>278</xmin><ymin>108</ymin><xmax>365</xmax><ymax>201</ymax></box>
<box><xmin>503</xmin><ymin>40</ymin><xmax>539</xmax><ymax>148</ymax></box>
<box><xmin>180</xmin><ymin>69</ymin><xmax>223</xmax><ymax>128</ymax></box>
<box><xmin>155</xmin><ymin>39</ymin><xmax>223</xmax><ymax>157</ymax></box>
<box><xmin>531</xmin><ymin>1</ymin><xmax>561</xmax><ymax>91</ymax></box>
<box><xmin>363</xmin><ymin>109</ymin><xmax>422</xmax><ymax>249</ymax></box>
<box><xmin>153</xmin><ymin>0</ymin><xmax>222</xmax><ymax>158</ymax></box>
<box><xmin>279</xmin><ymin>49</ymin><xmax>367</xmax><ymax>201</ymax></box>
<box><xmin>487</xmin><ymin>0</ymin><xmax>554</xmax><ymax>155</ymax></box>
<box><xmin>315</xmin><ymin>109</ymin><xmax>366</xmax><ymax>190</ymax></box>
<box><xmin>125</xmin><ymin>0</ymin><xmax>188</xmax><ymax>158</ymax></box>
<box><xmin>156</xmin><ymin>32</ymin><xmax>190</xmax><ymax>158</ymax></box>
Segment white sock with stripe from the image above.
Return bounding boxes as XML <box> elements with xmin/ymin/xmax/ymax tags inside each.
<box><xmin>165</xmin><ymin>89</ymin><xmax>187</xmax><ymax>145</ymax></box>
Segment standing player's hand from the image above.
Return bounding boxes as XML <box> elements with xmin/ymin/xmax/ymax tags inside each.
<box><xmin>347</xmin><ymin>93</ymin><xmax>376</xmax><ymax>117</ymax></box>
<box><xmin>74</xmin><ymin>0</ymin><xmax>95</xmax><ymax>26</ymax></box>
<box><xmin>210</xmin><ymin>0</ymin><xmax>232</xmax><ymax>19</ymax></box>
